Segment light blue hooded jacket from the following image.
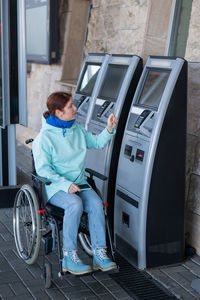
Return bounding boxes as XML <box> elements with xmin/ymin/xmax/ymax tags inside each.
<box><xmin>32</xmin><ymin>116</ymin><xmax>115</xmax><ymax>200</ymax></box>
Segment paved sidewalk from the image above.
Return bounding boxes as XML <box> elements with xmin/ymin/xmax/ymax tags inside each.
<box><xmin>0</xmin><ymin>141</ymin><xmax>199</xmax><ymax>299</ymax></box>
<box><xmin>0</xmin><ymin>207</ymin><xmax>132</xmax><ymax>300</ymax></box>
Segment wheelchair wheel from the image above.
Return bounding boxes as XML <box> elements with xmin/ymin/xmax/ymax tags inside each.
<box><xmin>13</xmin><ymin>184</ymin><xmax>41</xmax><ymax>264</ymax></box>
<box><xmin>44</xmin><ymin>262</ymin><xmax>52</xmax><ymax>289</ymax></box>
<box><xmin>78</xmin><ymin>232</ymin><xmax>93</xmax><ymax>256</ymax></box>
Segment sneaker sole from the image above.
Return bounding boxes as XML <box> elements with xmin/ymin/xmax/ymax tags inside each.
<box><xmin>93</xmin><ymin>265</ymin><xmax>117</xmax><ymax>272</ymax></box>
<box><xmin>62</xmin><ymin>268</ymin><xmax>92</xmax><ymax>275</ymax></box>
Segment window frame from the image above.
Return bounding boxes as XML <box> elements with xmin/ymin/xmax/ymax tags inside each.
<box><xmin>25</xmin><ymin>0</ymin><xmax>59</xmax><ymax>65</ymax></box>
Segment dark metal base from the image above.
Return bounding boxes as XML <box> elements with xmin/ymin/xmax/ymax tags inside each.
<box><xmin>110</xmin><ymin>252</ymin><xmax>177</xmax><ymax>300</ymax></box>
<box><xmin>0</xmin><ymin>186</ymin><xmax>20</xmax><ymax>208</ymax></box>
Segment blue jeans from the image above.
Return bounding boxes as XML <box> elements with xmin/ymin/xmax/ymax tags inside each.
<box><xmin>49</xmin><ymin>189</ymin><xmax>106</xmax><ymax>251</ymax></box>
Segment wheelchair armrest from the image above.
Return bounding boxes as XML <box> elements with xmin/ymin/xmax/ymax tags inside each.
<box><xmin>85</xmin><ymin>168</ymin><xmax>108</xmax><ymax>181</ymax></box>
<box><xmin>25</xmin><ymin>138</ymin><xmax>34</xmax><ymax>144</ymax></box>
<box><xmin>32</xmin><ymin>173</ymin><xmax>52</xmax><ymax>185</ymax></box>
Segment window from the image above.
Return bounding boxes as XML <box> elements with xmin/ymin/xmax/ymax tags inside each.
<box><xmin>166</xmin><ymin>0</ymin><xmax>193</xmax><ymax>57</ymax></box>
<box><xmin>26</xmin><ymin>0</ymin><xmax>58</xmax><ymax>64</ymax></box>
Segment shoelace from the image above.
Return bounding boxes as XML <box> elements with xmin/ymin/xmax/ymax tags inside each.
<box><xmin>96</xmin><ymin>248</ymin><xmax>109</xmax><ymax>261</ymax></box>
<box><xmin>69</xmin><ymin>250</ymin><xmax>81</xmax><ymax>264</ymax></box>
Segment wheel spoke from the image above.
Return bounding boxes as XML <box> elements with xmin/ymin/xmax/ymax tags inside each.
<box><xmin>13</xmin><ymin>184</ymin><xmax>41</xmax><ymax>264</ymax></box>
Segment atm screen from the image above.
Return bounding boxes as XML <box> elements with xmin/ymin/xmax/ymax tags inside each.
<box><xmin>98</xmin><ymin>64</ymin><xmax>128</xmax><ymax>101</ymax></box>
<box><xmin>137</xmin><ymin>69</ymin><xmax>170</xmax><ymax>110</ymax></box>
<box><xmin>77</xmin><ymin>63</ymin><xmax>101</xmax><ymax>96</ymax></box>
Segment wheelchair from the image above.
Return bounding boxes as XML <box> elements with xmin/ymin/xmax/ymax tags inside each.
<box><xmin>13</xmin><ymin>139</ymin><xmax>116</xmax><ymax>288</ymax></box>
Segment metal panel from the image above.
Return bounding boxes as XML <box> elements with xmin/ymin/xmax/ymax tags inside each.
<box><xmin>0</xmin><ymin>0</ymin><xmax>10</xmax><ymax>128</ymax></box>
<box><xmin>8</xmin><ymin>124</ymin><xmax>17</xmax><ymax>185</ymax></box>
<box><xmin>0</xmin><ymin>129</ymin><xmax>2</xmax><ymax>185</ymax></box>
<box><xmin>18</xmin><ymin>0</ymin><xmax>27</xmax><ymax>126</ymax></box>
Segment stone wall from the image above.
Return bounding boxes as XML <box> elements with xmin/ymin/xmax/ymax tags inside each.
<box><xmin>185</xmin><ymin>0</ymin><xmax>200</xmax><ymax>61</ymax></box>
<box><xmin>85</xmin><ymin>0</ymin><xmax>148</xmax><ymax>55</ymax></box>
<box><xmin>141</xmin><ymin>0</ymin><xmax>173</xmax><ymax>60</ymax></box>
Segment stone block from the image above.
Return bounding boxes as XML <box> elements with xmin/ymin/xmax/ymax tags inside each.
<box><xmin>10</xmin><ymin>282</ymin><xmax>32</xmax><ymax>297</ymax></box>
<box><xmin>119</xmin><ymin>6</ymin><xmax>143</xmax><ymax>30</ymax></box>
<box><xmin>185</xmin><ymin>0</ymin><xmax>200</xmax><ymax>61</ymax></box>
<box><xmin>0</xmin><ymin>283</ymin><xmax>15</xmax><ymax>297</ymax></box>
<box><xmin>87</xmin><ymin>281</ymin><xmax>112</xmax><ymax>295</ymax></box>
<box><xmin>142</xmin><ymin>35</ymin><xmax>166</xmax><ymax>59</ymax></box>
<box><xmin>187</xmin><ymin>63</ymin><xmax>200</xmax><ymax>136</ymax></box>
<box><xmin>185</xmin><ymin>211</ymin><xmax>200</xmax><ymax>255</ymax></box>
<box><xmin>186</xmin><ymin>134</ymin><xmax>198</xmax><ymax>176</ymax></box>
<box><xmin>92</xmin><ymin>0</ymin><xmax>101</xmax><ymax>8</ymax></box>
<box><xmin>187</xmin><ymin>173</ymin><xmax>200</xmax><ymax>215</ymax></box>
<box><xmin>45</xmin><ymin>288</ymin><xmax>67</xmax><ymax>300</ymax></box>
<box><xmin>0</xmin><ymin>270</ymin><xmax>20</xmax><ymax>284</ymax></box>
<box><xmin>63</xmin><ymin>290</ymin><xmax>96</xmax><ymax>299</ymax></box>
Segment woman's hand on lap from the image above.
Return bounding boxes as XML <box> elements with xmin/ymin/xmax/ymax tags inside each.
<box><xmin>68</xmin><ymin>183</ymin><xmax>81</xmax><ymax>194</ymax></box>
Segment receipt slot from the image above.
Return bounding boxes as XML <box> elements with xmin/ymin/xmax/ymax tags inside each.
<box><xmin>74</xmin><ymin>53</ymin><xmax>110</xmax><ymax>128</ymax></box>
<box><xmin>114</xmin><ymin>56</ymin><xmax>187</xmax><ymax>269</ymax></box>
<box><xmin>86</xmin><ymin>55</ymin><xmax>143</xmax><ymax>217</ymax></box>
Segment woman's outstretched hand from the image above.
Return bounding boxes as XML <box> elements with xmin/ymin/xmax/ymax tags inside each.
<box><xmin>107</xmin><ymin>113</ymin><xmax>118</xmax><ymax>133</ymax></box>
<box><xmin>68</xmin><ymin>183</ymin><xmax>81</xmax><ymax>194</ymax></box>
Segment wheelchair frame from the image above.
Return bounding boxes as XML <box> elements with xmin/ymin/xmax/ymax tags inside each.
<box><xmin>13</xmin><ymin>139</ymin><xmax>116</xmax><ymax>288</ymax></box>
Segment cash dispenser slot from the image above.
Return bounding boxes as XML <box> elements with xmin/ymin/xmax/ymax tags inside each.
<box><xmin>117</xmin><ymin>189</ymin><xmax>138</xmax><ymax>208</ymax></box>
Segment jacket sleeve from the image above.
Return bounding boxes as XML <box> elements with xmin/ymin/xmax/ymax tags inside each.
<box><xmin>32</xmin><ymin>135</ymin><xmax>72</xmax><ymax>193</ymax></box>
<box><xmin>83</xmin><ymin>127</ymin><xmax>116</xmax><ymax>149</ymax></box>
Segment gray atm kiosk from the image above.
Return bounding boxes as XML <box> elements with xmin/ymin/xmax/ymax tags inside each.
<box><xmin>114</xmin><ymin>56</ymin><xmax>187</xmax><ymax>269</ymax></box>
<box><xmin>86</xmin><ymin>55</ymin><xmax>143</xmax><ymax>208</ymax></box>
<box><xmin>74</xmin><ymin>53</ymin><xmax>110</xmax><ymax>128</ymax></box>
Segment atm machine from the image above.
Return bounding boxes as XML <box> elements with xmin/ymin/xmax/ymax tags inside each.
<box><xmin>86</xmin><ymin>55</ymin><xmax>143</xmax><ymax>216</ymax></box>
<box><xmin>73</xmin><ymin>53</ymin><xmax>110</xmax><ymax>128</ymax></box>
<box><xmin>114</xmin><ymin>56</ymin><xmax>187</xmax><ymax>269</ymax></box>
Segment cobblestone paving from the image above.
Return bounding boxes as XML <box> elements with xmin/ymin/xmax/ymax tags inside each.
<box><xmin>0</xmin><ymin>142</ymin><xmax>199</xmax><ymax>299</ymax></box>
<box><xmin>0</xmin><ymin>208</ymin><xmax>132</xmax><ymax>300</ymax></box>
<box><xmin>1</xmin><ymin>206</ymin><xmax>200</xmax><ymax>300</ymax></box>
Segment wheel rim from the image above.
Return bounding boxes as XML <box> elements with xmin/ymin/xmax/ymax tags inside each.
<box><xmin>13</xmin><ymin>188</ymin><xmax>38</xmax><ymax>260</ymax></box>
<box><xmin>13</xmin><ymin>184</ymin><xmax>41</xmax><ymax>264</ymax></box>
<box><xmin>78</xmin><ymin>232</ymin><xmax>93</xmax><ymax>256</ymax></box>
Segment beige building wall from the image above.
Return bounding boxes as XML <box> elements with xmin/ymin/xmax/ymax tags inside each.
<box><xmin>16</xmin><ymin>0</ymin><xmax>200</xmax><ymax>255</ymax></box>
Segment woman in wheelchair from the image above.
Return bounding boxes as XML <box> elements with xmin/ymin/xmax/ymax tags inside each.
<box><xmin>32</xmin><ymin>91</ymin><xmax>118</xmax><ymax>275</ymax></box>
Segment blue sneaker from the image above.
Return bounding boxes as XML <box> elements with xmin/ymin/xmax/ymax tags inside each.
<box><xmin>62</xmin><ymin>250</ymin><xmax>92</xmax><ymax>275</ymax></box>
<box><xmin>93</xmin><ymin>248</ymin><xmax>117</xmax><ymax>271</ymax></box>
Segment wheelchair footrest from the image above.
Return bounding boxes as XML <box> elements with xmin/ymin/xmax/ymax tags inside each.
<box><xmin>42</xmin><ymin>236</ymin><xmax>53</xmax><ymax>255</ymax></box>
